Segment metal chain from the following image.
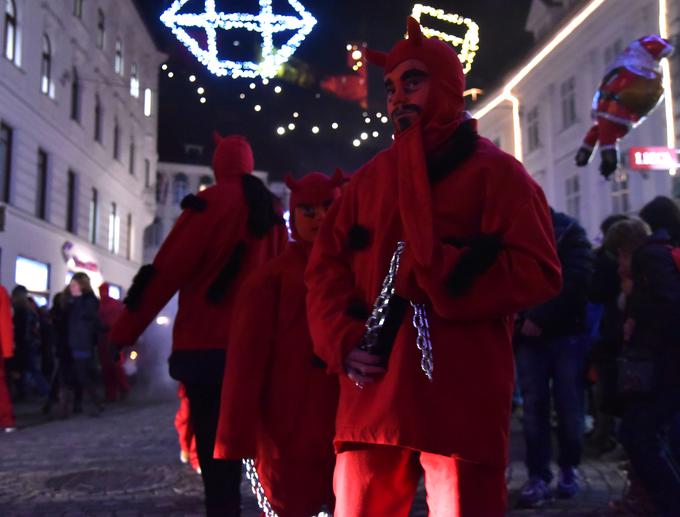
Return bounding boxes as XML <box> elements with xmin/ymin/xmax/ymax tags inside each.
<box><xmin>411</xmin><ymin>302</ymin><xmax>434</xmax><ymax>381</ymax></box>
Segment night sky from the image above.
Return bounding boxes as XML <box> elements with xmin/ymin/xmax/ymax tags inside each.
<box><xmin>135</xmin><ymin>0</ymin><xmax>534</xmax><ymax>179</ymax></box>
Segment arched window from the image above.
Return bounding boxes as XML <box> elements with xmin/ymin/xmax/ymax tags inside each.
<box><xmin>70</xmin><ymin>67</ymin><xmax>80</xmax><ymax>121</ymax></box>
<box><xmin>173</xmin><ymin>173</ymin><xmax>188</xmax><ymax>204</ymax></box>
<box><xmin>129</xmin><ymin>62</ymin><xmax>139</xmax><ymax>98</ymax></box>
<box><xmin>114</xmin><ymin>38</ymin><xmax>123</xmax><ymax>75</ymax></box>
<box><xmin>198</xmin><ymin>175</ymin><xmax>213</xmax><ymax>192</ymax></box>
<box><xmin>3</xmin><ymin>0</ymin><xmax>17</xmax><ymax>62</ymax></box>
<box><xmin>96</xmin><ymin>8</ymin><xmax>105</xmax><ymax>49</ymax></box>
<box><xmin>40</xmin><ymin>35</ymin><xmax>51</xmax><ymax>95</ymax></box>
<box><xmin>128</xmin><ymin>137</ymin><xmax>135</xmax><ymax>175</ymax></box>
<box><xmin>73</xmin><ymin>0</ymin><xmax>83</xmax><ymax>18</ymax></box>
<box><xmin>94</xmin><ymin>94</ymin><xmax>103</xmax><ymax>142</ymax></box>
<box><xmin>112</xmin><ymin>119</ymin><xmax>120</xmax><ymax>159</ymax></box>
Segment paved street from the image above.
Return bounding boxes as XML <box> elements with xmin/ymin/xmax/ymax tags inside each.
<box><xmin>0</xmin><ymin>397</ymin><xmax>626</xmax><ymax>516</ymax></box>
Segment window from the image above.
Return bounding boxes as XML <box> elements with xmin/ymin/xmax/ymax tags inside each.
<box><xmin>96</xmin><ymin>8</ymin><xmax>105</xmax><ymax>49</ymax></box>
<box><xmin>108</xmin><ymin>202</ymin><xmax>120</xmax><ymax>253</ymax></box>
<box><xmin>88</xmin><ymin>187</ymin><xmax>98</xmax><ymax>244</ymax></box>
<box><xmin>565</xmin><ymin>175</ymin><xmax>581</xmax><ymax>220</ymax></box>
<box><xmin>70</xmin><ymin>67</ymin><xmax>80</xmax><ymax>121</ymax></box>
<box><xmin>15</xmin><ymin>256</ymin><xmax>50</xmax><ymax>306</ymax></box>
<box><xmin>73</xmin><ymin>0</ymin><xmax>83</xmax><ymax>18</ymax></box>
<box><xmin>144</xmin><ymin>158</ymin><xmax>151</xmax><ymax>187</ymax></box>
<box><xmin>94</xmin><ymin>94</ymin><xmax>102</xmax><ymax>142</ymax></box>
<box><xmin>173</xmin><ymin>173</ymin><xmax>188</xmax><ymax>204</ymax></box>
<box><xmin>155</xmin><ymin>172</ymin><xmax>167</xmax><ymax>204</ymax></box>
<box><xmin>36</xmin><ymin>149</ymin><xmax>48</xmax><ymax>220</ymax></box>
<box><xmin>198</xmin><ymin>175</ymin><xmax>213</xmax><ymax>191</ymax></box>
<box><xmin>126</xmin><ymin>213</ymin><xmax>132</xmax><ymax>260</ymax></box>
<box><xmin>526</xmin><ymin>106</ymin><xmax>540</xmax><ymax>152</ymax></box>
<box><xmin>128</xmin><ymin>138</ymin><xmax>135</xmax><ymax>175</ymax></box>
<box><xmin>66</xmin><ymin>170</ymin><xmax>77</xmax><ymax>233</ymax></box>
<box><xmin>144</xmin><ymin>217</ymin><xmax>163</xmax><ymax>247</ymax></box>
<box><xmin>611</xmin><ymin>170</ymin><xmax>630</xmax><ymax>214</ymax></box>
<box><xmin>144</xmin><ymin>88</ymin><xmax>152</xmax><ymax>117</ymax></box>
<box><xmin>560</xmin><ymin>77</ymin><xmax>577</xmax><ymax>129</ymax></box>
<box><xmin>113</xmin><ymin>119</ymin><xmax>120</xmax><ymax>159</ymax></box>
<box><xmin>0</xmin><ymin>122</ymin><xmax>12</xmax><ymax>203</ymax></box>
<box><xmin>114</xmin><ymin>38</ymin><xmax>123</xmax><ymax>75</ymax></box>
<box><xmin>130</xmin><ymin>63</ymin><xmax>139</xmax><ymax>98</ymax></box>
<box><xmin>3</xmin><ymin>0</ymin><xmax>17</xmax><ymax>62</ymax></box>
<box><xmin>40</xmin><ymin>35</ymin><xmax>52</xmax><ymax>96</ymax></box>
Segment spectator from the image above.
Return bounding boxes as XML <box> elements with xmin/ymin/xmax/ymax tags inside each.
<box><xmin>66</xmin><ymin>273</ymin><xmax>103</xmax><ymax>416</ymax></box>
<box><xmin>516</xmin><ymin>208</ymin><xmax>594</xmax><ymax>507</ymax></box>
<box><xmin>44</xmin><ymin>290</ymin><xmax>73</xmax><ymax>417</ymax></box>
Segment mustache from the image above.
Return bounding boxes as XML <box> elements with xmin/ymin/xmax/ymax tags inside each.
<box><xmin>391</xmin><ymin>105</ymin><xmax>423</xmax><ymax>118</ymax></box>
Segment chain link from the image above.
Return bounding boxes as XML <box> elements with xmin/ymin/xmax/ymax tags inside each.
<box><xmin>411</xmin><ymin>302</ymin><xmax>434</xmax><ymax>380</ymax></box>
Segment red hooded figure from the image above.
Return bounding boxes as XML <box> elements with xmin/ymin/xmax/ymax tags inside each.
<box><xmin>97</xmin><ymin>282</ymin><xmax>129</xmax><ymax>402</ymax></box>
<box><xmin>215</xmin><ymin>170</ymin><xmax>343</xmax><ymax>517</ymax></box>
<box><xmin>110</xmin><ymin>134</ymin><xmax>287</xmax><ymax>517</ymax></box>
<box><xmin>305</xmin><ymin>18</ymin><xmax>562</xmax><ymax>516</ymax></box>
<box><xmin>0</xmin><ymin>285</ymin><xmax>15</xmax><ymax>430</ymax></box>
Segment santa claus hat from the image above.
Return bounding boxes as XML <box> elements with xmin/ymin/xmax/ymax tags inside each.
<box><xmin>212</xmin><ymin>133</ymin><xmax>254</xmax><ymax>184</ymax></box>
<box><xmin>638</xmin><ymin>35</ymin><xmax>674</xmax><ymax>60</ymax></box>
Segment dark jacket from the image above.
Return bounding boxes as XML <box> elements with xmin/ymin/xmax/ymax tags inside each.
<box><xmin>628</xmin><ymin>229</ymin><xmax>680</xmax><ymax>389</ymax></box>
<box><xmin>66</xmin><ymin>292</ymin><xmax>101</xmax><ymax>359</ymax></box>
<box><xmin>589</xmin><ymin>246</ymin><xmax>625</xmax><ymax>360</ymax></box>
<box><xmin>524</xmin><ymin>210</ymin><xmax>594</xmax><ymax>338</ymax></box>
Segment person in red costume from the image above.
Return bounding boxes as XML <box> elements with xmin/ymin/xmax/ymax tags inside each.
<box><xmin>175</xmin><ymin>383</ymin><xmax>200</xmax><ymax>473</ymax></box>
<box><xmin>110</xmin><ymin>134</ymin><xmax>287</xmax><ymax>517</ymax></box>
<box><xmin>97</xmin><ymin>282</ymin><xmax>129</xmax><ymax>402</ymax></box>
<box><xmin>215</xmin><ymin>171</ymin><xmax>343</xmax><ymax>517</ymax></box>
<box><xmin>305</xmin><ymin>18</ymin><xmax>562</xmax><ymax>516</ymax></box>
<box><xmin>0</xmin><ymin>285</ymin><xmax>16</xmax><ymax>432</ymax></box>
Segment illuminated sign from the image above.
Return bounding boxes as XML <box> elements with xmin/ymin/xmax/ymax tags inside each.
<box><xmin>629</xmin><ymin>147</ymin><xmax>679</xmax><ymax>170</ymax></box>
<box><xmin>410</xmin><ymin>4</ymin><xmax>480</xmax><ymax>74</ymax></box>
<box><xmin>160</xmin><ymin>0</ymin><xmax>317</xmax><ymax>79</ymax></box>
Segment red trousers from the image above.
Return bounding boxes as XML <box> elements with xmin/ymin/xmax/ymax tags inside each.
<box><xmin>0</xmin><ymin>356</ymin><xmax>15</xmax><ymax>428</ymax></box>
<box><xmin>582</xmin><ymin>118</ymin><xmax>629</xmax><ymax>149</ymax></box>
<box><xmin>175</xmin><ymin>384</ymin><xmax>199</xmax><ymax>470</ymax></box>
<box><xmin>333</xmin><ymin>445</ymin><xmax>506</xmax><ymax>517</ymax></box>
<box><xmin>97</xmin><ymin>342</ymin><xmax>129</xmax><ymax>402</ymax></box>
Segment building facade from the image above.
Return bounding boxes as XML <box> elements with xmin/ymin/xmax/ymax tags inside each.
<box><xmin>0</xmin><ymin>0</ymin><xmax>165</xmax><ymax>303</ymax></box>
<box><xmin>474</xmin><ymin>0</ymin><xmax>678</xmax><ymax>240</ymax></box>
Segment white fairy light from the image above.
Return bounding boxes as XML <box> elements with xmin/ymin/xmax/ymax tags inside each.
<box><xmin>168</xmin><ymin>72</ymin><xmax>174</xmax><ymax>78</ymax></box>
<box><xmin>346</xmin><ymin>44</ymin><xmax>352</xmax><ymax>51</ymax></box>
<box><xmin>353</xmin><ymin>139</ymin><xmax>361</xmax><ymax>147</ymax></box>
<box><xmin>360</xmin><ymin>132</ymin><xmax>368</xmax><ymax>140</ymax></box>
<box><xmin>381</xmin><ymin>116</ymin><xmax>389</xmax><ymax>123</ymax></box>
<box><xmin>276</xmin><ymin>126</ymin><xmax>285</xmax><ymax>135</ymax></box>
<box><xmin>197</xmin><ymin>86</ymin><xmax>205</xmax><ymax>94</ymax></box>
<box><xmin>200</xmin><ymin>97</ymin><xmax>207</xmax><ymax>103</ymax></box>
<box><xmin>288</xmin><ymin>123</ymin><xmax>295</xmax><ymax>130</ymax></box>
<box><xmin>376</xmin><ymin>112</ymin><xmax>382</xmax><ymax>117</ymax></box>
<box><xmin>249</xmin><ymin>82</ymin><xmax>256</xmax><ymax>90</ymax></box>
<box><xmin>254</xmin><ymin>104</ymin><xmax>262</xmax><ymax>112</ymax></box>
<box><xmin>331</xmin><ymin>122</ymin><xmax>339</xmax><ymax>129</ymax></box>
<box><xmin>189</xmin><ymin>75</ymin><xmax>196</xmax><ymax>82</ymax></box>
<box><xmin>239</xmin><ymin>93</ymin><xmax>246</xmax><ymax>99</ymax></box>
<box><xmin>372</xmin><ymin>131</ymin><xmax>379</xmax><ymax>137</ymax></box>
<box><xmin>351</xmin><ymin>49</ymin><xmax>362</xmax><ymax>60</ymax></box>
<box><xmin>160</xmin><ymin>0</ymin><xmax>318</xmax><ymax>79</ymax></box>
<box><xmin>262</xmin><ymin>78</ymin><xmax>269</xmax><ymax>85</ymax></box>
<box><xmin>364</xmin><ymin>117</ymin><xmax>371</xmax><ymax>123</ymax></box>
<box><xmin>311</xmin><ymin>126</ymin><xmax>320</xmax><ymax>134</ymax></box>
<box><xmin>274</xmin><ymin>85</ymin><xmax>282</xmax><ymax>93</ymax></box>
<box><xmin>161</xmin><ymin>64</ymin><xmax>168</xmax><ymax>70</ymax></box>
<box><xmin>293</xmin><ymin>112</ymin><xmax>299</xmax><ymax>118</ymax></box>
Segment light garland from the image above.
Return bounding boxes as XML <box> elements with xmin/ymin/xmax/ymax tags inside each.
<box><xmin>160</xmin><ymin>0</ymin><xmax>317</xmax><ymax>79</ymax></box>
<box><xmin>410</xmin><ymin>3</ymin><xmax>480</xmax><ymax>75</ymax></box>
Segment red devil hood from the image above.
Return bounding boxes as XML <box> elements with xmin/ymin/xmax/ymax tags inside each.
<box><xmin>212</xmin><ymin>133</ymin><xmax>254</xmax><ymax>184</ymax></box>
<box><xmin>285</xmin><ymin>170</ymin><xmax>343</xmax><ymax>241</ymax></box>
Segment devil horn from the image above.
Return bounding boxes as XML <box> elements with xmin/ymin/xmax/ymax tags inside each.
<box><xmin>365</xmin><ymin>48</ymin><xmax>388</xmax><ymax>68</ymax></box>
<box><xmin>284</xmin><ymin>173</ymin><xmax>298</xmax><ymax>191</ymax></box>
<box><xmin>407</xmin><ymin>16</ymin><xmax>424</xmax><ymax>44</ymax></box>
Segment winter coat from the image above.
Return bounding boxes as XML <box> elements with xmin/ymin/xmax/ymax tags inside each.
<box><xmin>305</xmin><ymin>119</ymin><xmax>562</xmax><ymax>468</ymax></box>
<box><xmin>524</xmin><ymin>210</ymin><xmax>594</xmax><ymax>338</ymax></box>
<box><xmin>589</xmin><ymin>247</ymin><xmax>625</xmax><ymax>361</ymax></box>
<box><xmin>66</xmin><ymin>292</ymin><xmax>101</xmax><ymax>359</ymax></box>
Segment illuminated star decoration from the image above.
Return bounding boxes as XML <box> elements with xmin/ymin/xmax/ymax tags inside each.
<box><xmin>160</xmin><ymin>0</ymin><xmax>317</xmax><ymax>79</ymax></box>
<box><xmin>410</xmin><ymin>3</ymin><xmax>479</xmax><ymax>74</ymax></box>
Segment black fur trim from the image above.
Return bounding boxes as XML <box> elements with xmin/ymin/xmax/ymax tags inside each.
<box><xmin>346</xmin><ymin>298</ymin><xmax>370</xmax><ymax>321</ymax></box>
<box><xmin>180</xmin><ymin>193</ymin><xmax>207</xmax><ymax>212</ymax></box>
<box><xmin>428</xmin><ymin>118</ymin><xmax>479</xmax><ymax>183</ymax></box>
<box><xmin>241</xmin><ymin>175</ymin><xmax>285</xmax><ymax>238</ymax></box>
<box><xmin>311</xmin><ymin>354</ymin><xmax>327</xmax><ymax>369</ymax></box>
<box><xmin>347</xmin><ymin>224</ymin><xmax>371</xmax><ymax>251</ymax></box>
<box><xmin>445</xmin><ymin>234</ymin><xmax>503</xmax><ymax>296</ymax></box>
<box><xmin>123</xmin><ymin>264</ymin><xmax>155</xmax><ymax>311</ymax></box>
<box><xmin>206</xmin><ymin>241</ymin><xmax>246</xmax><ymax>304</ymax></box>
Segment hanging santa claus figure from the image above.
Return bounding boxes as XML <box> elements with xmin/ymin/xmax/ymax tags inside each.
<box><xmin>575</xmin><ymin>35</ymin><xmax>673</xmax><ymax>179</ymax></box>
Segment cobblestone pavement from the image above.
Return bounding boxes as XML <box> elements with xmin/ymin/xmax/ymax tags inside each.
<box><xmin>0</xmin><ymin>399</ymin><xmax>626</xmax><ymax>516</ymax></box>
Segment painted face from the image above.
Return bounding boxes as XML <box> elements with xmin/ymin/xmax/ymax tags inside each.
<box><xmin>294</xmin><ymin>201</ymin><xmax>332</xmax><ymax>242</ymax></box>
<box><xmin>384</xmin><ymin>59</ymin><xmax>431</xmax><ymax>133</ymax></box>
<box><xmin>69</xmin><ymin>280</ymin><xmax>82</xmax><ymax>297</ymax></box>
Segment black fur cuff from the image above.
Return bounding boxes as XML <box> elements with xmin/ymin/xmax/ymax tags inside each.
<box><xmin>124</xmin><ymin>264</ymin><xmax>155</xmax><ymax>311</ymax></box>
<box><xmin>445</xmin><ymin>234</ymin><xmax>502</xmax><ymax>296</ymax></box>
<box><xmin>180</xmin><ymin>194</ymin><xmax>207</xmax><ymax>212</ymax></box>
<box><xmin>347</xmin><ymin>224</ymin><xmax>371</xmax><ymax>251</ymax></box>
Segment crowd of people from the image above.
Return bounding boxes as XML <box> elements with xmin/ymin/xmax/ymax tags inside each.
<box><xmin>0</xmin><ymin>274</ymin><xmax>130</xmax><ymax>427</ymax></box>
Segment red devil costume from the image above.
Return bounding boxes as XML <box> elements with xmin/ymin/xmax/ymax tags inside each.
<box><xmin>575</xmin><ymin>35</ymin><xmax>674</xmax><ymax>178</ymax></box>
<box><xmin>98</xmin><ymin>283</ymin><xmax>129</xmax><ymax>402</ymax></box>
<box><xmin>215</xmin><ymin>171</ymin><xmax>343</xmax><ymax>517</ymax></box>
<box><xmin>0</xmin><ymin>285</ymin><xmax>15</xmax><ymax>430</ymax></box>
<box><xmin>110</xmin><ymin>134</ymin><xmax>287</xmax><ymax>517</ymax></box>
<box><xmin>305</xmin><ymin>18</ymin><xmax>562</xmax><ymax>516</ymax></box>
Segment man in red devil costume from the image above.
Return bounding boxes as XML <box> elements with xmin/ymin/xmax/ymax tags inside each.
<box><xmin>110</xmin><ymin>134</ymin><xmax>287</xmax><ymax>517</ymax></box>
<box><xmin>0</xmin><ymin>284</ymin><xmax>15</xmax><ymax>432</ymax></box>
<box><xmin>215</xmin><ymin>171</ymin><xmax>343</xmax><ymax>517</ymax></box>
<box><xmin>305</xmin><ymin>18</ymin><xmax>562</xmax><ymax>516</ymax></box>
<box><xmin>98</xmin><ymin>282</ymin><xmax>129</xmax><ymax>402</ymax></box>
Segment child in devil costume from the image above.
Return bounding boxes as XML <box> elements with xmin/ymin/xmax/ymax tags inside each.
<box><xmin>214</xmin><ymin>171</ymin><xmax>342</xmax><ymax>517</ymax></box>
<box><xmin>110</xmin><ymin>134</ymin><xmax>287</xmax><ymax>517</ymax></box>
<box><xmin>305</xmin><ymin>18</ymin><xmax>562</xmax><ymax>516</ymax></box>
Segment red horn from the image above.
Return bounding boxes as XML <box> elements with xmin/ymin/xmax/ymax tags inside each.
<box><xmin>407</xmin><ymin>16</ymin><xmax>424</xmax><ymax>44</ymax></box>
<box><xmin>365</xmin><ymin>48</ymin><xmax>388</xmax><ymax>68</ymax></box>
<box><xmin>284</xmin><ymin>173</ymin><xmax>298</xmax><ymax>191</ymax></box>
